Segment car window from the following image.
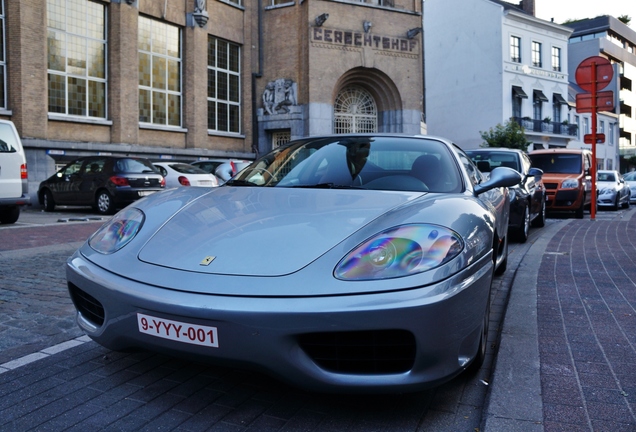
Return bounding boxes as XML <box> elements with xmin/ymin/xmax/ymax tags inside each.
<box><xmin>455</xmin><ymin>148</ymin><xmax>481</xmax><ymax>186</ymax></box>
<box><xmin>230</xmin><ymin>136</ymin><xmax>462</xmax><ymax>193</ymax></box>
<box><xmin>62</xmin><ymin>160</ymin><xmax>84</xmax><ymax>177</ymax></box>
<box><xmin>624</xmin><ymin>172</ymin><xmax>636</xmax><ymax>181</ymax></box>
<box><xmin>598</xmin><ymin>172</ymin><xmax>615</xmax><ymax>182</ymax></box>
<box><xmin>466</xmin><ymin>150</ymin><xmax>520</xmax><ymax>172</ymax></box>
<box><xmin>0</xmin><ymin>123</ymin><xmax>19</xmax><ymax>153</ymax></box>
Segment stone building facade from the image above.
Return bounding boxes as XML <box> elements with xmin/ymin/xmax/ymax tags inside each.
<box><xmin>0</xmin><ymin>0</ymin><xmax>423</xmax><ymax>202</ymax></box>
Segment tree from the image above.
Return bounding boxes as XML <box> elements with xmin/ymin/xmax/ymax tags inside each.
<box><xmin>479</xmin><ymin>119</ymin><xmax>532</xmax><ymax>151</ymax></box>
<box><xmin>618</xmin><ymin>15</ymin><xmax>631</xmax><ymax>26</ymax></box>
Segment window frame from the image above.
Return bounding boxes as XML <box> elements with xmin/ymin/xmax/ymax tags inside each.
<box><xmin>47</xmin><ymin>0</ymin><xmax>108</xmax><ymax>120</ymax></box>
<box><xmin>0</xmin><ymin>0</ymin><xmax>6</xmax><ymax>110</ymax></box>
<box><xmin>138</xmin><ymin>16</ymin><xmax>182</xmax><ymax>128</ymax></box>
<box><xmin>551</xmin><ymin>46</ymin><xmax>562</xmax><ymax>72</ymax></box>
<box><xmin>510</xmin><ymin>36</ymin><xmax>521</xmax><ymax>63</ymax></box>
<box><xmin>532</xmin><ymin>41</ymin><xmax>542</xmax><ymax>68</ymax></box>
<box><xmin>207</xmin><ymin>36</ymin><xmax>242</xmax><ymax>135</ymax></box>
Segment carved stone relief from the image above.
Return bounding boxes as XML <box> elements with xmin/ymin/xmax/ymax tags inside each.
<box><xmin>262</xmin><ymin>79</ymin><xmax>298</xmax><ymax>115</ymax></box>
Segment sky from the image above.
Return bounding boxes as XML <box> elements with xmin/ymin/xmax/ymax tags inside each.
<box><xmin>534</xmin><ymin>0</ymin><xmax>636</xmax><ymax>25</ymax></box>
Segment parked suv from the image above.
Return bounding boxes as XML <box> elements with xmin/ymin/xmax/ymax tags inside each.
<box><xmin>0</xmin><ymin>119</ymin><xmax>30</xmax><ymax>224</ymax></box>
<box><xmin>529</xmin><ymin>149</ymin><xmax>593</xmax><ymax>218</ymax></box>
<box><xmin>38</xmin><ymin>156</ymin><xmax>165</xmax><ymax>215</ymax></box>
<box><xmin>467</xmin><ymin>148</ymin><xmax>546</xmax><ymax>243</ymax></box>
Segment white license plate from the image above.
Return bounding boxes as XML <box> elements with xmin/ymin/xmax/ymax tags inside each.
<box><xmin>137</xmin><ymin>313</ymin><xmax>219</xmax><ymax>348</ymax></box>
<box><xmin>138</xmin><ymin>191</ymin><xmax>156</xmax><ymax>197</ymax></box>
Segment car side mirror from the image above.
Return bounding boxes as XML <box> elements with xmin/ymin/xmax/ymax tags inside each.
<box><xmin>528</xmin><ymin>167</ymin><xmax>543</xmax><ymax>179</ymax></box>
<box><xmin>474</xmin><ymin>167</ymin><xmax>522</xmax><ymax>196</ymax></box>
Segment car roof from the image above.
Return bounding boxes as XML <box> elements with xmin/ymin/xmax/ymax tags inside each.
<box><xmin>530</xmin><ymin>149</ymin><xmax>590</xmax><ymax>155</ymax></box>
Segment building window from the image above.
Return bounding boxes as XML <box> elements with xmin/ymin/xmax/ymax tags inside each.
<box><xmin>333</xmin><ymin>87</ymin><xmax>377</xmax><ymax>134</ymax></box>
<box><xmin>510</xmin><ymin>36</ymin><xmax>521</xmax><ymax>63</ymax></box>
<box><xmin>551</xmin><ymin>46</ymin><xmax>561</xmax><ymax>72</ymax></box>
<box><xmin>583</xmin><ymin>117</ymin><xmax>589</xmax><ymax>134</ymax></box>
<box><xmin>225</xmin><ymin>0</ymin><xmax>242</xmax><ymax>5</ymax></box>
<box><xmin>533</xmin><ymin>93</ymin><xmax>543</xmax><ymax>121</ymax></box>
<box><xmin>532</xmin><ymin>41</ymin><xmax>542</xmax><ymax>67</ymax></box>
<box><xmin>575</xmin><ymin>115</ymin><xmax>580</xmax><ymax>139</ymax></box>
<box><xmin>272</xmin><ymin>130</ymin><xmax>290</xmax><ymax>148</ymax></box>
<box><xmin>208</xmin><ymin>37</ymin><xmax>241</xmax><ymax>133</ymax></box>
<box><xmin>0</xmin><ymin>1</ymin><xmax>5</xmax><ymax>110</ymax></box>
<box><xmin>609</xmin><ymin>123</ymin><xmax>614</xmax><ymax>145</ymax></box>
<box><xmin>512</xmin><ymin>95</ymin><xmax>522</xmax><ymax>119</ymax></box>
<box><xmin>138</xmin><ymin>17</ymin><xmax>181</xmax><ymax>127</ymax></box>
<box><xmin>47</xmin><ymin>0</ymin><xmax>107</xmax><ymax>118</ymax></box>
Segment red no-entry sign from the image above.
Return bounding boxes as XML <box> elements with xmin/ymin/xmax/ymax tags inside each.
<box><xmin>575</xmin><ymin>56</ymin><xmax>614</xmax><ymax>92</ymax></box>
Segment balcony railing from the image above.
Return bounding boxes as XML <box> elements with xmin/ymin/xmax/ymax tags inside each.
<box><xmin>513</xmin><ymin>117</ymin><xmax>578</xmax><ymax>137</ymax></box>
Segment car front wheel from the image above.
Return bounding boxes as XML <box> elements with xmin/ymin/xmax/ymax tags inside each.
<box><xmin>514</xmin><ymin>203</ymin><xmax>530</xmax><ymax>243</ymax></box>
<box><xmin>532</xmin><ymin>197</ymin><xmax>546</xmax><ymax>228</ymax></box>
<box><xmin>95</xmin><ymin>190</ymin><xmax>116</xmax><ymax>215</ymax></box>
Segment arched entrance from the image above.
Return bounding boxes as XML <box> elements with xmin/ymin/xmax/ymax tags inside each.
<box><xmin>333</xmin><ymin>87</ymin><xmax>378</xmax><ymax>134</ymax></box>
<box><xmin>333</xmin><ymin>67</ymin><xmax>403</xmax><ymax>134</ymax></box>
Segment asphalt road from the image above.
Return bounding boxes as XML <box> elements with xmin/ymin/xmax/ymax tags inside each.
<box><xmin>0</xmin><ymin>205</ymin><xmax>547</xmax><ymax>431</ymax></box>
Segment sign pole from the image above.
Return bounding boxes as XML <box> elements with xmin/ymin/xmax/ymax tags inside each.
<box><xmin>591</xmin><ymin>61</ymin><xmax>597</xmax><ymax>221</ymax></box>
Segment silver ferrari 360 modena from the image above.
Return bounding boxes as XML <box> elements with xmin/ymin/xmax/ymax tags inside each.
<box><xmin>66</xmin><ymin>134</ymin><xmax>520</xmax><ymax>393</ymax></box>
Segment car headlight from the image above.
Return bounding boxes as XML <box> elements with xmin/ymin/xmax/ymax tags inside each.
<box><xmin>88</xmin><ymin>207</ymin><xmax>145</xmax><ymax>254</ymax></box>
<box><xmin>561</xmin><ymin>179</ymin><xmax>579</xmax><ymax>189</ymax></box>
<box><xmin>335</xmin><ymin>224</ymin><xmax>464</xmax><ymax>281</ymax></box>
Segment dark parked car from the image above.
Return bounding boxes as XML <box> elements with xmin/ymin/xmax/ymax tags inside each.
<box><xmin>66</xmin><ymin>134</ymin><xmax>522</xmax><ymax>393</ymax></box>
<box><xmin>467</xmin><ymin>148</ymin><xmax>546</xmax><ymax>243</ymax></box>
<box><xmin>38</xmin><ymin>156</ymin><xmax>165</xmax><ymax>215</ymax></box>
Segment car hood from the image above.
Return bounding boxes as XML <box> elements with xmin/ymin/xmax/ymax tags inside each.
<box><xmin>137</xmin><ymin>187</ymin><xmax>425</xmax><ymax>277</ymax></box>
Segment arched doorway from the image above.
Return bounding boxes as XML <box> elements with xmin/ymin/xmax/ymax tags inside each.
<box><xmin>333</xmin><ymin>86</ymin><xmax>378</xmax><ymax>134</ymax></box>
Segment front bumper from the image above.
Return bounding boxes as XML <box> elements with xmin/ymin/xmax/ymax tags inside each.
<box><xmin>66</xmin><ymin>250</ymin><xmax>493</xmax><ymax>393</ymax></box>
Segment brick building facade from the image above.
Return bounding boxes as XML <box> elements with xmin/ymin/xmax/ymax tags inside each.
<box><xmin>0</xmin><ymin>0</ymin><xmax>423</xmax><ymax>201</ymax></box>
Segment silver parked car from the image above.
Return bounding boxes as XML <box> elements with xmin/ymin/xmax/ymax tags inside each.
<box><xmin>623</xmin><ymin>171</ymin><xmax>636</xmax><ymax>204</ymax></box>
<box><xmin>66</xmin><ymin>134</ymin><xmax>521</xmax><ymax>393</ymax></box>
<box><xmin>596</xmin><ymin>170</ymin><xmax>630</xmax><ymax>210</ymax></box>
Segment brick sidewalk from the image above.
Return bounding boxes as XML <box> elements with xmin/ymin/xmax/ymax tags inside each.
<box><xmin>537</xmin><ymin>214</ymin><xmax>636</xmax><ymax>430</ymax></box>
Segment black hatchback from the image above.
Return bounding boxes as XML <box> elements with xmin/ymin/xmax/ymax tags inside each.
<box><xmin>38</xmin><ymin>156</ymin><xmax>165</xmax><ymax>215</ymax></box>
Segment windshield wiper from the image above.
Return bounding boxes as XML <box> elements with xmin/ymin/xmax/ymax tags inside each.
<box><xmin>225</xmin><ymin>179</ymin><xmax>257</xmax><ymax>186</ymax></box>
<box><xmin>288</xmin><ymin>183</ymin><xmax>365</xmax><ymax>189</ymax></box>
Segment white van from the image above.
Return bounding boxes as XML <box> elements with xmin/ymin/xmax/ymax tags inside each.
<box><xmin>0</xmin><ymin>119</ymin><xmax>30</xmax><ymax>224</ymax></box>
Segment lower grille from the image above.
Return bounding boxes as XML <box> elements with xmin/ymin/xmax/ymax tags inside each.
<box><xmin>299</xmin><ymin>330</ymin><xmax>416</xmax><ymax>374</ymax></box>
<box><xmin>68</xmin><ymin>283</ymin><xmax>105</xmax><ymax>326</ymax></box>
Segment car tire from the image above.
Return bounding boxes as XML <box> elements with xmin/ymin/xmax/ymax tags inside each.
<box><xmin>514</xmin><ymin>204</ymin><xmax>530</xmax><ymax>243</ymax></box>
<box><xmin>494</xmin><ymin>235</ymin><xmax>508</xmax><ymax>276</ymax></box>
<box><xmin>467</xmin><ymin>291</ymin><xmax>490</xmax><ymax>373</ymax></box>
<box><xmin>614</xmin><ymin>195</ymin><xmax>620</xmax><ymax>211</ymax></box>
<box><xmin>0</xmin><ymin>206</ymin><xmax>19</xmax><ymax>224</ymax></box>
<box><xmin>532</xmin><ymin>197</ymin><xmax>546</xmax><ymax>228</ymax></box>
<box><xmin>575</xmin><ymin>194</ymin><xmax>585</xmax><ymax>219</ymax></box>
<box><xmin>42</xmin><ymin>190</ymin><xmax>56</xmax><ymax>212</ymax></box>
<box><xmin>95</xmin><ymin>190</ymin><xmax>116</xmax><ymax>215</ymax></box>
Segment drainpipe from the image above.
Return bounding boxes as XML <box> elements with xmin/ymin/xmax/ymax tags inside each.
<box><xmin>251</xmin><ymin>0</ymin><xmax>263</xmax><ymax>157</ymax></box>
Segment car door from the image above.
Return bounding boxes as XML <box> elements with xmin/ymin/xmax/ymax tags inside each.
<box><xmin>51</xmin><ymin>159</ymin><xmax>84</xmax><ymax>204</ymax></box>
<box><xmin>76</xmin><ymin>157</ymin><xmax>106</xmax><ymax>205</ymax></box>
<box><xmin>522</xmin><ymin>153</ymin><xmax>544</xmax><ymax>216</ymax></box>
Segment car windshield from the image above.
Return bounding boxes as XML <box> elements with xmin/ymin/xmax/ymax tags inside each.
<box><xmin>624</xmin><ymin>171</ymin><xmax>636</xmax><ymax>181</ymax></box>
<box><xmin>114</xmin><ymin>158</ymin><xmax>160</xmax><ymax>174</ymax></box>
<box><xmin>529</xmin><ymin>153</ymin><xmax>581</xmax><ymax>174</ymax></box>
<box><xmin>227</xmin><ymin>136</ymin><xmax>463</xmax><ymax>193</ymax></box>
<box><xmin>597</xmin><ymin>172</ymin><xmax>615</xmax><ymax>182</ymax></box>
<box><xmin>466</xmin><ymin>151</ymin><xmax>520</xmax><ymax>172</ymax></box>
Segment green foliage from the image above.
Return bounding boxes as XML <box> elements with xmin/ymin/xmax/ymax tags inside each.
<box><xmin>618</xmin><ymin>15</ymin><xmax>631</xmax><ymax>25</ymax></box>
<box><xmin>479</xmin><ymin>119</ymin><xmax>531</xmax><ymax>151</ymax></box>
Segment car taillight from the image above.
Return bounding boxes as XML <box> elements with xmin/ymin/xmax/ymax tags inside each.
<box><xmin>178</xmin><ymin>176</ymin><xmax>191</xmax><ymax>186</ymax></box>
<box><xmin>20</xmin><ymin>163</ymin><xmax>27</xmax><ymax>180</ymax></box>
<box><xmin>109</xmin><ymin>176</ymin><xmax>130</xmax><ymax>186</ymax></box>
<box><xmin>160</xmin><ymin>177</ymin><xmax>166</xmax><ymax>187</ymax></box>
